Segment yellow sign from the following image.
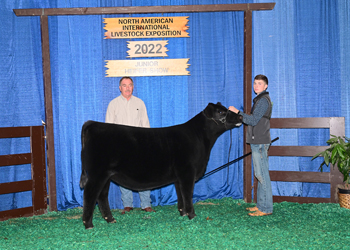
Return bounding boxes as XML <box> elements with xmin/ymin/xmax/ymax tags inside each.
<box><xmin>104</xmin><ymin>17</ymin><xmax>189</xmax><ymax>39</ymax></box>
<box><xmin>127</xmin><ymin>41</ymin><xmax>168</xmax><ymax>58</ymax></box>
<box><xmin>105</xmin><ymin>59</ymin><xmax>190</xmax><ymax>77</ymax></box>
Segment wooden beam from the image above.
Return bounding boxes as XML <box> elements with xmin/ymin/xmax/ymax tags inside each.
<box><xmin>273</xmin><ymin>196</ymin><xmax>331</xmax><ymax>204</ymax></box>
<box><xmin>31</xmin><ymin>126</ymin><xmax>47</xmax><ymax>215</ymax></box>
<box><xmin>270</xmin><ymin>171</ymin><xmax>330</xmax><ymax>183</ymax></box>
<box><xmin>243</xmin><ymin>10</ymin><xmax>253</xmax><ymax>203</ymax></box>
<box><xmin>269</xmin><ymin>146</ymin><xmax>329</xmax><ymax>157</ymax></box>
<box><xmin>271</xmin><ymin>117</ymin><xmax>331</xmax><ymax>128</ymax></box>
<box><xmin>0</xmin><ymin>180</ymin><xmax>32</xmax><ymax>195</ymax></box>
<box><xmin>14</xmin><ymin>3</ymin><xmax>276</xmax><ymax>16</ymax></box>
<box><xmin>0</xmin><ymin>126</ymin><xmax>30</xmax><ymax>138</ymax></box>
<box><xmin>40</xmin><ymin>15</ymin><xmax>57</xmax><ymax>212</ymax></box>
<box><xmin>0</xmin><ymin>153</ymin><xmax>31</xmax><ymax>166</ymax></box>
<box><xmin>329</xmin><ymin>117</ymin><xmax>345</xmax><ymax>203</ymax></box>
<box><xmin>0</xmin><ymin>207</ymin><xmax>33</xmax><ymax>222</ymax></box>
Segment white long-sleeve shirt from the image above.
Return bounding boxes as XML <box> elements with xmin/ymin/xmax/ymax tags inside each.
<box><xmin>105</xmin><ymin>95</ymin><xmax>150</xmax><ymax>128</ymax></box>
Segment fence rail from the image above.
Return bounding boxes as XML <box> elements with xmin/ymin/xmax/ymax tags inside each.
<box><xmin>252</xmin><ymin>117</ymin><xmax>345</xmax><ymax>204</ymax></box>
<box><xmin>0</xmin><ymin>126</ymin><xmax>47</xmax><ymax>221</ymax></box>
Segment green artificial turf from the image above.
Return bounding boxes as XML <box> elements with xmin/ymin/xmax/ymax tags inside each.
<box><xmin>1</xmin><ymin>198</ymin><xmax>349</xmax><ymax>249</ymax></box>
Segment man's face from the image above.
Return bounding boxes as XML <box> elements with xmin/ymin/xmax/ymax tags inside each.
<box><xmin>253</xmin><ymin>79</ymin><xmax>268</xmax><ymax>95</ymax></box>
<box><xmin>119</xmin><ymin>78</ymin><xmax>134</xmax><ymax>100</ymax></box>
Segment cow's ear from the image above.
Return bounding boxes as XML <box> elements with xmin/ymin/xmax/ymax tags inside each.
<box><xmin>204</xmin><ymin>103</ymin><xmax>215</xmax><ymax>118</ymax></box>
<box><xmin>217</xmin><ymin>102</ymin><xmax>222</xmax><ymax>106</ymax></box>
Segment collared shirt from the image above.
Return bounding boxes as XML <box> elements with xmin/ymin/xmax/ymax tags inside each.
<box><xmin>105</xmin><ymin>95</ymin><xmax>150</xmax><ymax>128</ymax></box>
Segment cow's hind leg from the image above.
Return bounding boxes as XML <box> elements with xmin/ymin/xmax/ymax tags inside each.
<box><xmin>82</xmin><ymin>177</ymin><xmax>107</xmax><ymax>229</ymax></box>
<box><xmin>97</xmin><ymin>179</ymin><xmax>116</xmax><ymax>224</ymax></box>
<box><xmin>174</xmin><ymin>181</ymin><xmax>185</xmax><ymax>216</ymax></box>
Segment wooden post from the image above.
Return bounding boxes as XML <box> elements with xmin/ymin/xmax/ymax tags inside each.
<box><xmin>329</xmin><ymin>117</ymin><xmax>346</xmax><ymax>202</ymax></box>
<box><xmin>243</xmin><ymin>10</ymin><xmax>253</xmax><ymax>202</ymax></box>
<box><xmin>31</xmin><ymin>126</ymin><xmax>47</xmax><ymax>215</ymax></box>
<box><xmin>40</xmin><ymin>15</ymin><xmax>57</xmax><ymax>212</ymax></box>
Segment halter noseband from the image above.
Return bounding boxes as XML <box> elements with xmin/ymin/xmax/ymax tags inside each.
<box><xmin>202</xmin><ymin>110</ymin><xmax>229</xmax><ymax>128</ymax></box>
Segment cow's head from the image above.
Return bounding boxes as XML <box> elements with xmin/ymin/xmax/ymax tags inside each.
<box><xmin>203</xmin><ymin>102</ymin><xmax>242</xmax><ymax>130</ymax></box>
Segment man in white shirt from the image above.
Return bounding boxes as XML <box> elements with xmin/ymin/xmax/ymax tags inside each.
<box><xmin>105</xmin><ymin>77</ymin><xmax>155</xmax><ymax>213</ymax></box>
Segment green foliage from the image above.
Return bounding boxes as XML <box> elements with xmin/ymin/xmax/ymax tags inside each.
<box><xmin>312</xmin><ymin>135</ymin><xmax>350</xmax><ymax>188</ymax></box>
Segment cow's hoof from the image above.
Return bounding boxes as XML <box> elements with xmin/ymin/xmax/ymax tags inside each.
<box><xmin>188</xmin><ymin>213</ymin><xmax>196</xmax><ymax>220</ymax></box>
<box><xmin>179</xmin><ymin>210</ymin><xmax>186</xmax><ymax>217</ymax></box>
<box><xmin>84</xmin><ymin>224</ymin><xmax>94</xmax><ymax>229</ymax></box>
<box><xmin>83</xmin><ymin>221</ymin><xmax>94</xmax><ymax>229</ymax></box>
<box><xmin>104</xmin><ymin>217</ymin><xmax>116</xmax><ymax>223</ymax></box>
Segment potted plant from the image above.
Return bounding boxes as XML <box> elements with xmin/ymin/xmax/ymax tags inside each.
<box><xmin>312</xmin><ymin>135</ymin><xmax>350</xmax><ymax>208</ymax></box>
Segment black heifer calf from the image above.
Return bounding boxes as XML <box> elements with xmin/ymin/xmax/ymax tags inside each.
<box><xmin>80</xmin><ymin>102</ymin><xmax>242</xmax><ymax>229</ymax></box>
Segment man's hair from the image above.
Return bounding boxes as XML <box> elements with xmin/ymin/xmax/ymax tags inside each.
<box><xmin>119</xmin><ymin>76</ymin><xmax>133</xmax><ymax>86</ymax></box>
<box><xmin>254</xmin><ymin>74</ymin><xmax>268</xmax><ymax>85</ymax></box>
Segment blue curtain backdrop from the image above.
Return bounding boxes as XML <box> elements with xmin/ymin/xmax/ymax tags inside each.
<box><xmin>0</xmin><ymin>0</ymin><xmax>349</xmax><ymax>212</ymax></box>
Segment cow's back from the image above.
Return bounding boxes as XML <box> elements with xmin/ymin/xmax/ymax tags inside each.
<box><xmin>81</xmin><ymin>120</ymin><xmax>209</xmax><ymax>190</ymax></box>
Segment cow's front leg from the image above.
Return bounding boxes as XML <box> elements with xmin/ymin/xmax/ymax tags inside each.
<box><xmin>178</xmin><ymin>178</ymin><xmax>196</xmax><ymax>219</ymax></box>
<box><xmin>174</xmin><ymin>181</ymin><xmax>185</xmax><ymax>216</ymax></box>
<box><xmin>97</xmin><ymin>178</ymin><xmax>116</xmax><ymax>224</ymax></box>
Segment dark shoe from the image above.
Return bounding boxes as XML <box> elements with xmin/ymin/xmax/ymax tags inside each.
<box><xmin>142</xmin><ymin>207</ymin><xmax>155</xmax><ymax>212</ymax></box>
<box><xmin>121</xmin><ymin>207</ymin><xmax>133</xmax><ymax>214</ymax></box>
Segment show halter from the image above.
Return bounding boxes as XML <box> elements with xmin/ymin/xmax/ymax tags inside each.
<box><xmin>200</xmin><ymin>137</ymin><xmax>279</xmax><ymax>180</ymax></box>
<box><xmin>202</xmin><ymin>108</ymin><xmax>230</xmax><ymax>129</ymax></box>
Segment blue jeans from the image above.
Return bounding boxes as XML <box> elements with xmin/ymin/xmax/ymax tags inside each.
<box><xmin>119</xmin><ymin>186</ymin><xmax>151</xmax><ymax>209</ymax></box>
<box><xmin>251</xmin><ymin>143</ymin><xmax>273</xmax><ymax>214</ymax></box>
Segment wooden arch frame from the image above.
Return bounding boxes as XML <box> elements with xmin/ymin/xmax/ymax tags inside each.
<box><xmin>13</xmin><ymin>3</ymin><xmax>276</xmax><ymax>211</ymax></box>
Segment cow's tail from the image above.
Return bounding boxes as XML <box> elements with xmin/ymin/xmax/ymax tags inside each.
<box><xmin>80</xmin><ymin>169</ymin><xmax>88</xmax><ymax>189</ymax></box>
<box><xmin>80</xmin><ymin>121</ymin><xmax>92</xmax><ymax>189</ymax></box>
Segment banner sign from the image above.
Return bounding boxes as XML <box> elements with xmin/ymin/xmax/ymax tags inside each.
<box><xmin>127</xmin><ymin>41</ymin><xmax>168</xmax><ymax>58</ymax></box>
<box><xmin>105</xmin><ymin>59</ymin><xmax>190</xmax><ymax>77</ymax></box>
<box><xmin>104</xmin><ymin>17</ymin><xmax>189</xmax><ymax>39</ymax></box>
